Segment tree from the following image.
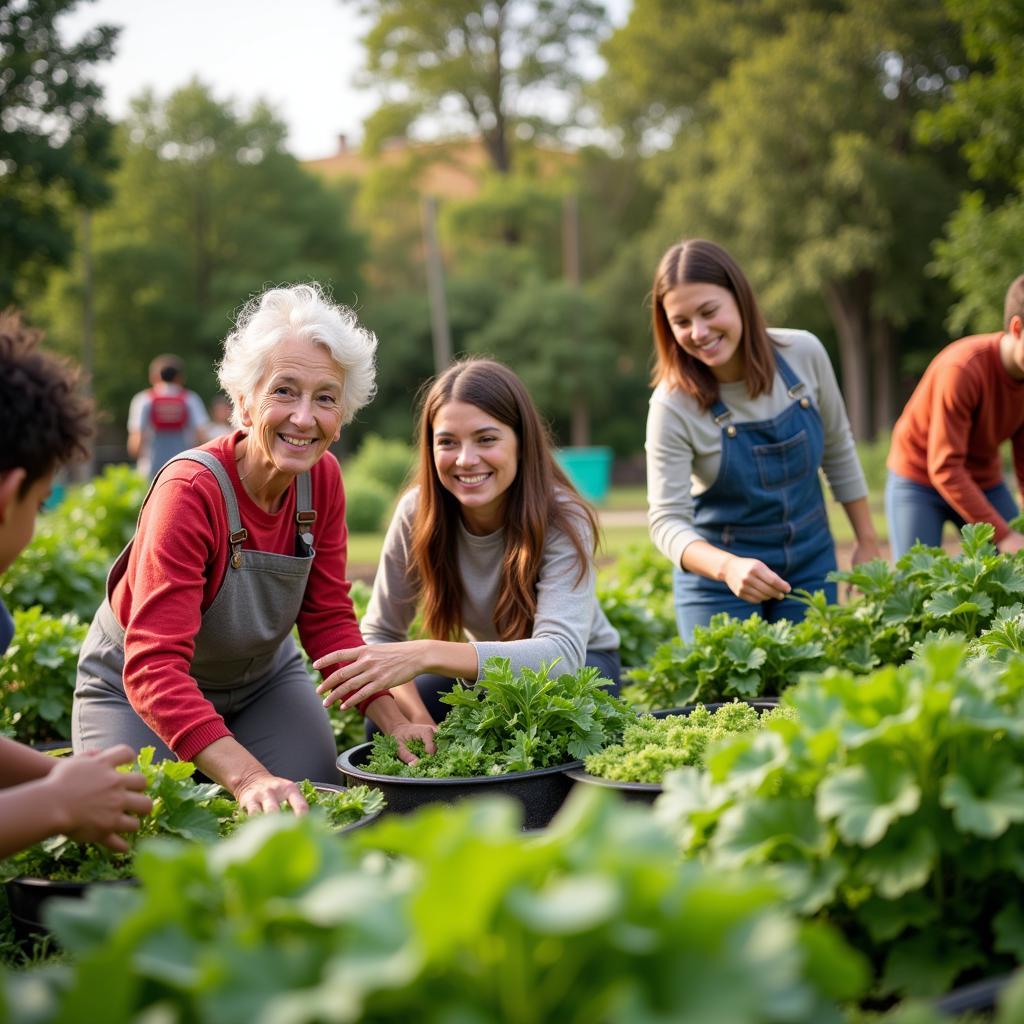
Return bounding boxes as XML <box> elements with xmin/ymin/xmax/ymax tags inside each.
<box><xmin>920</xmin><ymin>0</ymin><xmax>1024</xmax><ymax>335</ymax></box>
<box><xmin>352</xmin><ymin>0</ymin><xmax>608</xmax><ymax>174</ymax></box>
<box><xmin>0</xmin><ymin>0</ymin><xmax>118</xmax><ymax>305</ymax></box>
<box><xmin>601</xmin><ymin>0</ymin><xmax>969</xmax><ymax>438</ymax></box>
<box><xmin>34</xmin><ymin>81</ymin><xmax>366</xmax><ymax>425</ymax></box>
<box><xmin>468</xmin><ymin>277</ymin><xmax>618</xmax><ymax>446</ymax></box>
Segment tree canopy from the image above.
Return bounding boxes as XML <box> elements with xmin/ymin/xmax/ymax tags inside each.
<box><xmin>352</xmin><ymin>0</ymin><xmax>609</xmax><ymax>172</ymax></box>
<box><xmin>0</xmin><ymin>0</ymin><xmax>118</xmax><ymax>306</ymax></box>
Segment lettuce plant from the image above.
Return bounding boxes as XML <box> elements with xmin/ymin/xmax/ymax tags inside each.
<box><xmin>0</xmin><ymin>789</ymin><xmax>868</xmax><ymax>1024</ymax></box>
<box><xmin>656</xmin><ymin>641</ymin><xmax>1024</xmax><ymax>1000</ymax></box>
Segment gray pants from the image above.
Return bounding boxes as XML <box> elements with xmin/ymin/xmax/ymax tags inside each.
<box><xmin>73</xmin><ymin>620</ymin><xmax>340</xmax><ymax>785</ymax></box>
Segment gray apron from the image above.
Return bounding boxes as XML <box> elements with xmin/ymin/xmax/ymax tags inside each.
<box><xmin>72</xmin><ymin>450</ymin><xmax>340</xmax><ymax>783</ymax></box>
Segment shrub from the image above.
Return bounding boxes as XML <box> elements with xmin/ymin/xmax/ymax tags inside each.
<box><xmin>0</xmin><ymin>528</ymin><xmax>110</xmax><ymax>621</ymax></box>
<box><xmin>0</xmin><ymin>608</ymin><xmax>87</xmax><ymax>744</ymax></box>
<box><xmin>347</xmin><ymin>433</ymin><xmax>414</xmax><ymax>492</ymax></box>
<box><xmin>343</xmin><ymin>471</ymin><xmax>392</xmax><ymax>532</ymax></box>
<box><xmin>50</xmin><ymin>465</ymin><xmax>148</xmax><ymax>554</ymax></box>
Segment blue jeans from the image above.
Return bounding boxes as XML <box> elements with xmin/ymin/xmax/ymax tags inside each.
<box><xmin>885</xmin><ymin>471</ymin><xmax>1019</xmax><ymax>561</ymax></box>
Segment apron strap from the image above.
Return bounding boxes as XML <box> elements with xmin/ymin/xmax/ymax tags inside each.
<box><xmin>295</xmin><ymin>471</ymin><xmax>316</xmax><ymax>550</ymax></box>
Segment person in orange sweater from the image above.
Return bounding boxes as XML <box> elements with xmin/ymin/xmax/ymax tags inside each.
<box><xmin>886</xmin><ymin>273</ymin><xmax>1024</xmax><ymax>560</ymax></box>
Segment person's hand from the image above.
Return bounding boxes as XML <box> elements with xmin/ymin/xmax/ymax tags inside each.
<box><xmin>850</xmin><ymin>537</ymin><xmax>883</xmax><ymax>566</ymax></box>
<box><xmin>315</xmin><ymin>641</ymin><xmax>426</xmax><ymax>710</ymax></box>
<box><xmin>997</xmin><ymin>529</ymin><xmax>1024</xmax><ymax>554</ymax></box>
<box><xmin>722</xmin><ymin>556</ymin><xmax>791</xmax><ymax>603</ymax></box>
<box><xmin>234</xmin><ymin>770</ymin><xmax>308</xmax><ymax>816</ymax></box>
<box><xmin>387</xmin><ymin>721</ymin><xmax>438</xmax><ymax>766</ymax></box>
<box><xmin>46</xmin><ymin>745</ymin><xmax>153</xmax><ymax>853</ymax></box>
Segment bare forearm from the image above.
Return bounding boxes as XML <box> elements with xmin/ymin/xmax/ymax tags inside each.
<box><xmin>0</xmin><ymin>737</ymin><xmax>57</xmax><ymax>787</ymax></box>
<box><xmin>192</xmin><ymin>736</ymin><xmax>269</xmax><ymax>797</ymax></box>
<box><xmin>842</xmin><ymin>497</ymin><xmax>878</xmax><ymax>544</ymax></box>
<box><xmin>0</xmin><ymin>781</ymin><xmax>65</xmax><ymax>857</ymax></box>
<box><xmin>679</xmin><ymin>539</ymin><xmax>731</xmax><ymax>581</ymax></box>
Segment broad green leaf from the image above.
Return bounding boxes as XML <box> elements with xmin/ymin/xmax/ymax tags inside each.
<box><xmin>712</xmin><ymin>797</ymin><xmax>825</xmax><ymax>866</ymax></box>
<box><xmin>816</xmin><ymin>762</ymin><xmax>921</xmax><ymax>846</ymax></box>
<box><xmin>506</xmin><ymin>875</ymin><xmax>620</xmax><ymax>933</ymax></box>
<box><xmin>993</xmin><ymin>902</ymin><xmax>1024</xmax><ymax>960</ymax></box>
<box><xmin>857</xmin><ymin>825</ymin><xmax>936</xmax><ymax>898</ymax></box>
<box><xmin>940</xmin><ymin>766</ymin><xmax>1024</xmax><ymax>837</ymax></box>
<box><xmin>880</xmin><ymin>929</ymin><xmax>985</xmax><ymax>998</ymax></box>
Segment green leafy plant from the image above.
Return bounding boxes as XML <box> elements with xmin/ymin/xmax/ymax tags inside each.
<box><xmin>626</xmin><ymin>525</ymin><xmax>1024</xmax><ymax>712</ymax></box>
<box><xmin>0</xmin><ymin>528</ymin><xmax>110</xmax><ymax>621</ymax></box>
<box><xmin>0</xmin><ymin>749</ymin><xmax>382</xmax><ymax>883</ymax></box>
<box><xmin>596</xmin><ymin>542</ymin><xmax>675</xmax><ymax>668</ymax></box>
<box><xmin>0</xmin><ymin>608</ymin><xmax>87</xmax><ymax>744</ymax></box>
<box><xmin>366</xmin><ymin>657</ymin><xmax>635</xmax><ymax>777</ymax></box>
<box><xmin>48</xmin><ymin>465</ymin><xmax>148</xmax><ymax>555</ymax></box>
<box><xmin>341</xmin><ymin>470</ymin><xmax>392</xmax><ymax>531</ymax></box>
<box><xmin>625</xmin><ymin>614</ymin><xmax>826</xmax><ymax>710</ymax></box>
<box><xmin>0</xmin><ymin>789</ymin><xmax>868</xmax><ymax>1024</ymax></box>
<box><xmin>584</xmin><ymin>701</ymin><xmax>794</xmax><ymax>784</ymax></box>
<box><xmin>656</xmin><ymin>641</ymin><xmax>1024</xmax><ymax>1001</ymax></box>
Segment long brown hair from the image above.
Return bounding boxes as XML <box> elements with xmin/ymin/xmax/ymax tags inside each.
<box><xmin>650</xmin><ymin>239</ymin><xmax>776</xmax><ymax>409</ymax></box>
<box><xmin>409</xmin><ymin>357</ymin><xmax>599</xmax><ymax>642</ymax></box>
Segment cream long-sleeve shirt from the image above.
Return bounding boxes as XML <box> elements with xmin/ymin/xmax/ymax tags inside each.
<box><xmin>646</xmin><ymin>329</ymin><xmax>868</xmax><ymax>569</ymax></box>
<box><xmin>360</xmin><ymin>488</ymin><xmax>620</xmax><ymax>677</ymax></box>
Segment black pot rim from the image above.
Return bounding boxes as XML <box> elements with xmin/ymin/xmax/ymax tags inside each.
<box><xmin>564</xmin><ymin>767</ymin><xmax>662</xmax><ymax>794</ymax></box>
<box><xmin>337</xmin><ymin>742</ymin><xmax>582</xmax><ymax>786</ymax></box>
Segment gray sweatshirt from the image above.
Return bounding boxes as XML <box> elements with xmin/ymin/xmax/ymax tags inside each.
<box><xmin>645</xmin><ymin>329</ymin><xmax>868</xmax><ymax>569</ymax></box>
<box><xmin>361</xmin><ymin>487</ymin><xmax>620</xmax><ymax>678</ymax></box>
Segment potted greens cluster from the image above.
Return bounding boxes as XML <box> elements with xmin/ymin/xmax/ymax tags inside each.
<box><xmin>339</xmin><ymin>657</ymin><xmax>634</xmax><ymax>828</ymax></box>
<box><xmin>570</xmin><ymin>701</ymin><xmax>792</xmax><ymax>803</ymax></box>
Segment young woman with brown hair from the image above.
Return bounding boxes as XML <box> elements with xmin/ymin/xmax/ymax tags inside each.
<box><xmin>646</xmin><ymin>238</ymin><xmax>880</xmax><ymax>641</ymax></box>
<box><xmin>314</xmin><ymin>357</ymin><xmax>620</xmax><ymax>730</ymax></box>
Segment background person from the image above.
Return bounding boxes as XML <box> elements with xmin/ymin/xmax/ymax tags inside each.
<box><xmin>0</xmin><ymin>310</ymin><xmax>151</xmax><ymax>858</ymax></box>
<box><xmin>127</xmin><ymin>354</ymin><xmax>210</xmax><ymax>480</ymax></box>
<box><xmin>314</xmin><ymin>356</ymin><xmax>621</xmax><ymax>727</ymax></box>
<box><xmin>73</xmin><ymin>283</ymin><xmax>420</xmax><ymax>815</ymax></box>
<box><xmin>203</xmin><ymin>393</ymin><xmax>234</xmax><ymax>440</ymax></box>
<box><xmin>645</xmin><ymin>238</ymin><xmax>880</xmax><ymax>642</ymax></box>
<box><xmin>885</xmin><ymin>273</ymin><xmax>1024</xmax><ymax>560</ymax></box>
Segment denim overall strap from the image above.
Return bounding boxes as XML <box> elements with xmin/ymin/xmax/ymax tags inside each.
<box><xmin>674</xmin><ymin>351</ymin><xmax>837</xmax><ymax>636</ymax></box>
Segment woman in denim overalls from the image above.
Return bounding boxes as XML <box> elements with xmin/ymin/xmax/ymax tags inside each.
<box><xmin>645</xmin><ymin>239</ymin><xmax>881</xmax><ymax>641</ymax></box>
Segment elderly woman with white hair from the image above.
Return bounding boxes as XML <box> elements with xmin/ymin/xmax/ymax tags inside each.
<box><xmin>73</xmin><ymin>283</ymin><xmax>429</xmax><ymax>814</ymax></box>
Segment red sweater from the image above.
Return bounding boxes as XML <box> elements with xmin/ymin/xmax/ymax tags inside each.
<box><xmin>110</xmin><ymin>432</ymin><xmax>364</xmax><ymax>761</ymax></box>
<box><xmin>888</xmin><ymin>333</ymin><xmax>1024</xmax><ymax>541</ymax></box>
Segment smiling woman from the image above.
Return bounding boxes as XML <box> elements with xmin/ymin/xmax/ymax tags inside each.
<box><xmin>646</xmin><ymin>239</ymin><xmax>881</xmax><ymax>641</ymax></box>
<box><xmin>71</xmin><ymin>283</ymin><xmax>391</xmax><ymax>816</ymax></box>
<box><xmin>314</xmin><ymin>357</ymin><xmax>622</xmax><ymax>758</ymax></box>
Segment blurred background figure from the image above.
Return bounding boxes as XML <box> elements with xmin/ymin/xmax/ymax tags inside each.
<box><xmin>127</xmin><ymin>355</ymin><xmax>209</xmax><ymax>480</ymax></box>
<box><xmin>203</xmin><ymin>394</ymin><xmax>234</xmax><ymax>440</ymax></box>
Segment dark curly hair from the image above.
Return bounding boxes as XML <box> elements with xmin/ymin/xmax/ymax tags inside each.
<box><xmin>0</xmin><ymin>309</ymin><xmax>93</xmax><ymax>497</ymax></box>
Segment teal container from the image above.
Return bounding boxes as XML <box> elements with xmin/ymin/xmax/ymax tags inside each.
<box><xmin>555</xmin><ymin>446</ymin><xmax>614</xmax><ymax>504</ymax></box>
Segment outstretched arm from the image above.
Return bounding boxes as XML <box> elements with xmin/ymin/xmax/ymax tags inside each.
<box><xmin>0</xmin><ymin>742</ymin><xmax>152</xmax><ymax>858</ymax></box>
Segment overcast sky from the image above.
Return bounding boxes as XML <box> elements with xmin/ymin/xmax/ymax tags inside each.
<box><xmin>59</xmin><ymin>0</ymin><xmax>631</xmax><ymax>162</ymax></box>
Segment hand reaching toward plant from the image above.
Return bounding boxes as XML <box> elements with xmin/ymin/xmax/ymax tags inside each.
<box><xmin>388</xmin><ymin>721</ymin><xmax>438</xmax><ymax>765</ymax></box>
<box><xmin>0</xmin><ymin>742</ymin><xmax>152</xmax><ymax>858</ymax></box>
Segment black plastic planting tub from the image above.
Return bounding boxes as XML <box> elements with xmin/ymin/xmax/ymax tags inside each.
<box><xmin>565</xmin><ymin>699</ymin><xmax>781</xmax><ymax>805</ymax></box>
<box><xmin>337</xmin><ymin>743</ymin><xmax>581</xmax><ymax>830</ymax></box>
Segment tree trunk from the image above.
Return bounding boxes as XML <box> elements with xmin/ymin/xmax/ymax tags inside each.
<box><xmin>570</xmin><ymin>395</ymin><xmax>590</xmax><ymax>448</ymax></box>
<box><xmin>869</xmin><ymin>318</ymin><xmax>898</xmax><ymax>437</ymax></box>
<box><xmin>823</xmin><ymin>278</ymin><xmax>872</xmax><ymax>441</ymax></box>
